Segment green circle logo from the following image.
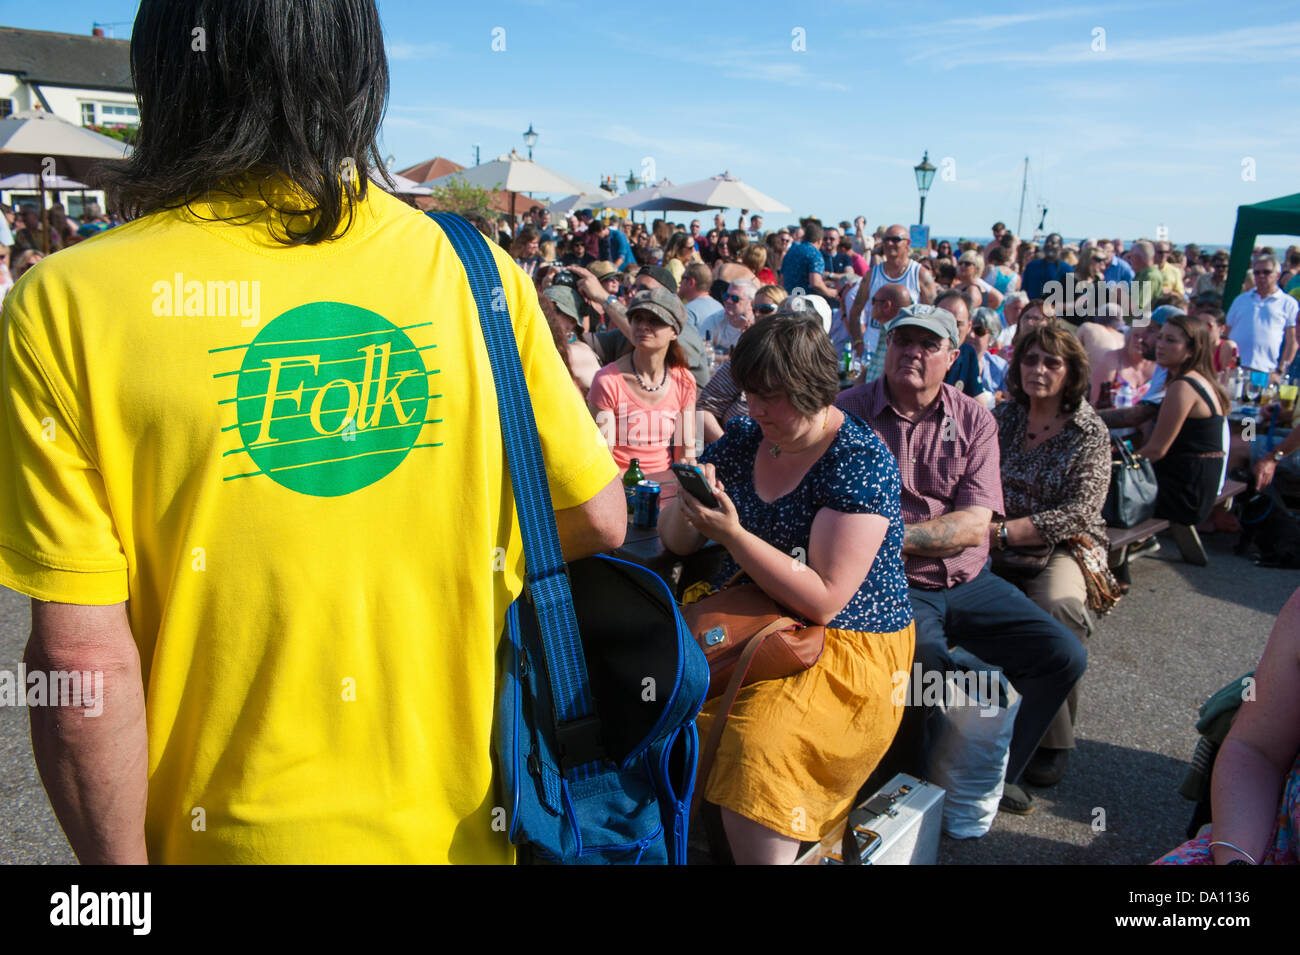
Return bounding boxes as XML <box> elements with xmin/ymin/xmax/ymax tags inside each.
<box><xmin>234</xmin><ymin>302</ymin><xmax>431</xmax><ymax>496</ymax></box>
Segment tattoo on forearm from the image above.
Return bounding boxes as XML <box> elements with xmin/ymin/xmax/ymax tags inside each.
<box><xmin>903</xmin><ymin>515</ymin><xmax>970</xmax><ymax>555</ymax></box>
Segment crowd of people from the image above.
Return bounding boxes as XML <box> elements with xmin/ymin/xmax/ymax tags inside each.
<box><xmin>0</xmin><ymin>199</ymin><xmax>117</xmax><ymax>300</ymax></box>
<box><xmin>2</xmin><ymin>0</ymin><xmax>1293</xmax><ymax>871</ymax></box>
<box><xmin>497</xmin><ymin>206</ymin><xmax>1300</xmax><ymax>863</ymax></box>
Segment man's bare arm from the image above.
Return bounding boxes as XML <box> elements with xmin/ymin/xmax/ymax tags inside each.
<box><xmin>1281</xmin><ymin>325</ymin><xmax>1297</xmax><ymax>371</ymax></box>
<box><xmin>918</xmin><ymin>268</ymin><xmax>937</xmax><ymax>305</ymax></box>
<box><xmin>902</xmin><ymin>507</ymin><xmax>992</xmax><ymax>557</ymax></box>
<box><xmin>554</xmin><ymin>476</ymin><xmax>627</xmax><ymax>561</ymax></box>
<box><xmin>26</xmin><ymin>601</ymin><xmax>149</xmax><ymax>865</ymax></box>
<box><xmin>846</xmin><ymin>279</ymin><xmax>868</xmax><ymax>349</ymax></box>
<box><xmin>808</xmin><ymin>272</ymin><xmax>839</xmax><ymax>302</ymax></box>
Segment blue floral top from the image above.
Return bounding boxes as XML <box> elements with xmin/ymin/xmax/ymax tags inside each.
<box><xmin>700</xmin><ymin>414</ymin><xmax>913</xmax><ymax>633</ymax></box>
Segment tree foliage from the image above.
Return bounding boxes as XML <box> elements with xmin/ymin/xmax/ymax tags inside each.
<box><xmin>424</xmin><ymin>177</ymin><xmax>500</xmax><ymax>219</ymax></box>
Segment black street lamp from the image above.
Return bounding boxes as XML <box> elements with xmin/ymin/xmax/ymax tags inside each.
<box><xmin>522</xmin><ymin>123</ymin><xmax>538</xmax><ymax>160</ymax></box>
<box><xmin>913</xmin><ymin>150</ymin><xmax>936</xmax><ymax>226</ymax></box>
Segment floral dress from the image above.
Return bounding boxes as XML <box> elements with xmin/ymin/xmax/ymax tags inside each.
<box><xmin>689</xmin><ymin>414</ymin><xmax>915</xmax><ymax>841</ymax></box>
<box><xmin>1156</xmin><ymin>754</ymin><xmax>1300</xmax><ymax>865</ymax></box>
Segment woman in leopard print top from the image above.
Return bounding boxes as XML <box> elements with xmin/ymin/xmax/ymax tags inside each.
<box><xmin>990</xmin><ymin>324</ymin><xmax>1122</xmax><ymax>786</ymax></box>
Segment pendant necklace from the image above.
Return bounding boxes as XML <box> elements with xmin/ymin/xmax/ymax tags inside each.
<box><xmin>770</xmin><ymin>409</ymin><xmax>830</xmax><ymax>457</ymax></box>
<box><xmin>1026</xmin><ymin>411</ymin><xmax>1066</xmax><ymax>441</ymax></box>
<box><xmin>632</xmin><ymin>354</ymin><xmax>668</xmax><ymax>392</ymax></box>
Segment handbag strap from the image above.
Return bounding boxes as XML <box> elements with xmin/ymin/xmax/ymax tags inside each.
<box><xmin>689</xmin><ymin>617</ymin><xmax>797</xmax><ymax>822</ymax></box>
<box><xmin>1111</xmin><ymin>433</ymin><xmax>1138</xmax><ymax>468</ymax></box>
<box><xmin>428</xmin><ymin>213</ymin><xmax>598</xmax><ymax>750</ymax></box>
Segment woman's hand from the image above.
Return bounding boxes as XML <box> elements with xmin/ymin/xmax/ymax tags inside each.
<box><xmin>676</xmin><ymin>463</ymin><xmax>742</xmax><ymax>546</ymax></box>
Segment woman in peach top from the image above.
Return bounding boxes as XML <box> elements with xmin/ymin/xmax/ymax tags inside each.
<box><xmin>587</xmin><ymin>287</ymin><xmax>697</xmax><ymax>473</ymax></box>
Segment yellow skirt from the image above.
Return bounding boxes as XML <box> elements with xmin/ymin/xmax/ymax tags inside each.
<box><xmin>696</xmin><ymin>622</ymin><xmax>915</xmax><ymax>841</ymax></box>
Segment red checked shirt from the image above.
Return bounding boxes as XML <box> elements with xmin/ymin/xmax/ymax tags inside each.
<box><xmin>837</xmin><ymin>378</ymin><xmax>1004</xmax><ymax>589</ymax></box>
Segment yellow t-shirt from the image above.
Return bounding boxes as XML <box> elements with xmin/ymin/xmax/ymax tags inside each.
<box><xmin>0</xmin><ymin>181</ymin><xmax>617</xmax><ymax>863</ymax></box>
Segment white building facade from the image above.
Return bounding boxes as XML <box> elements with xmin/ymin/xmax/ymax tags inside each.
<box><xmin>0</xmin><ymin>25</ymin><xmax>133</xmax><ymax>217</ymax></box>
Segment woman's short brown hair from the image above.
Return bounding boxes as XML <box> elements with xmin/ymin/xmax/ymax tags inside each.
<box><xmin>729</xmin><ymin>314</ymin><xmax>839</xmax><ymax>416</ymax></box>
<box><xmin>1006</xmin><ymin>324</ymin><xmax>1091</xmax><ymax>413</ymax></box>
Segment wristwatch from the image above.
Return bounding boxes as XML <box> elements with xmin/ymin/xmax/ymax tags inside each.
<box><xmin>605</xmin><ymin>294</ymin><xmax>620</xmax><ymax>306</ymax></box>
<box><xmin>996</xmin><ymin>522</ymin><xmax>1008</xmax><ymax>550</ymax></box>
<box><xmin>1273</xmin><ymin>450</ymin><xmax>1287</xmax><ymax>462</ymax></box>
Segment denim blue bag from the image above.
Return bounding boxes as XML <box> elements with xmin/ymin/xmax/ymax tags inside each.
<box><xmin>432</xmin><ymin>213</ymin><xmax>709</xmax><ymax>864</ymax></box>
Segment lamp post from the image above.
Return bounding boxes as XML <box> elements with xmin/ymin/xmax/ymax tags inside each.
<box><xmin>625</xmin><ymin>170</ymin><xmax>642</xmax><ymax>223</ymax></box>
<box><xmin>522</xmin><ymin>123</ymin><xmax>538</xmax><ymax>160</ymax></box>
<box><xmin>913</xmin><ymin>150</ymin><xmax>936</xmax><ymax>226</ymax></box>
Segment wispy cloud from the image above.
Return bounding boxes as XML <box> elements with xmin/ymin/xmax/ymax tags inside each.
<box><xmin>935</xmin><ymin>22</ymin><xmax>1300</xmax><ymax>68</ymax></box>
<box><xmin>849</xmin><ymin>5</ymin><xmax>1126</xmax><ymax>40</ymax></box>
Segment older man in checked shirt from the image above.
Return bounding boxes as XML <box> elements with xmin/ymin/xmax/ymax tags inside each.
<box><xmin>837</xmin><ymin>304</ymin><xmax>1086</xmax><ymax>812</ymax></box>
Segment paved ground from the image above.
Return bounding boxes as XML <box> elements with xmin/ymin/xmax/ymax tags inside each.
<box><xmin>1</xmin><ymin>527</ymin><xmax>1294</xmax><ymax>865</ymax></box>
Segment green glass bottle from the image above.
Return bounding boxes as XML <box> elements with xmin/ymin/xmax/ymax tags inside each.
<box><xmin>623</xmin><ymin>458</ymin><xmax>646</xmax><ymax>512</ymax></box>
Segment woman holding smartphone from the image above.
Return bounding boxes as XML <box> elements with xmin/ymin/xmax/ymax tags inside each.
<box><xmin>659</xmin><ymin>314</ymin><xmax>914</xmax><ymax>865</ymax></box>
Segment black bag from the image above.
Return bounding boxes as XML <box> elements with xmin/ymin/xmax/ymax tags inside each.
<box><xmin>990</xmin><ymin>543</ymin><xmax>1053</xmax><ymax>577</ymax></box>
<box><xmin>1103</xmin><ymin>436</ymin><xmax>1158</xmax><ymax>528</ymax></box>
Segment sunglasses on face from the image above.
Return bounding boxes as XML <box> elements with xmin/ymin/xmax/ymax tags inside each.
<box><xmin>1254</xmin><ymin>269</ymin><xmax>1275</xmax><ymax>276</ymax></box>
<box><xmin>753</xmin><ymin>303</ymin><xmax>778</xmax><ymax>315</ymax></box>
<box><xmin>882</xmin><ymin>236</ymin><xmax>906</xmax><ymax>244</ymax></box>
<box><xmin>972</xmin><ymin>326</ymin><xmax>988</xmax><ymax>336</ymax></box>
<box><xmin>724</xmin><ymin>293</ymin><xmax>745</xmax><ymax>303</ymax></box>
<box><xmin>889</xmin><ymin>332</ymin><xmax>944</xmax><ymax>354</ymax></box>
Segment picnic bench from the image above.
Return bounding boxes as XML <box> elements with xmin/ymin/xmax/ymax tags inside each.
<box><xmin>1105</xmin><ymin>479</ymin><xmax>1246</xmax><ymax>566</ymax></box>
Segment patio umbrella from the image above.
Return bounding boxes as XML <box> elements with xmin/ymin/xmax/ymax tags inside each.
<box><xmin>370</xmin><ymin>169</ymin><xmax>432</xmax><ymax>197</ymax></box>
<box><xmin>636</xmin><ymin>171</ymin><xmax>790</xmax><ymax>213</ymax></box>
<box><xmin>421</xmin><ymin>150</ymin><xmax>600</xmax><ymax>222</ymax></box>
<box><xmin>598</xmin><ymin>178</ymin><xmax>676</xmax><ymax>210</ymax></box>
<box><xmin>0</xmin><ymin>172</ymin><xmax>90</xmax><ymax>190</ymax></box>
<box><xmin>547</xmin><ymin>191</ymin><xmax>618</xmax><ymax>215</ymax></box>
<box><xmin>626</xmin><ymin>194</ymin><xmax>713</xmax><ymax>213</ymax></box>
<box><xmin>0</xmin><ymin>109</ymin><xmax>130</xmax><ymax>252</ymax></box>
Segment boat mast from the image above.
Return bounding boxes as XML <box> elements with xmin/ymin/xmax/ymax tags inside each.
<box><xmin>1016</xmin><ymin>156</ymin><xmax>1029</xmax><ymax>236</ymax></box>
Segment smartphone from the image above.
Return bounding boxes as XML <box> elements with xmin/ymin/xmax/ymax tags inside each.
<box><xmin>670</xmin><ymin>463</ymin><xmax>720</xmax><ymax>509</ymax></box>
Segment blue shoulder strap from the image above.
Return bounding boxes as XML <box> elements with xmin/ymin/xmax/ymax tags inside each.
<box><xmin>427</xmin><ymin>212</ymin><xmax>598</xmax><ymax>750</ymax></box>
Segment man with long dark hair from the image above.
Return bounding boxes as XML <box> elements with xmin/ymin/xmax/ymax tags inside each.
<box><xmin>0</xmin><ymin>0</ymin><xmax>624</xmax><ymax>864</ymax></box>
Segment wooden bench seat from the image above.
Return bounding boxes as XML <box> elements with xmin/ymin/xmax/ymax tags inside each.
<box><xmin>1106</xmin><ymin>518</ymin><xmax>1170</xmax><ymax>551</ymax></box>
<box><xmin>1104</xmin><ymin>479</ymin><xmax>1249</xmax><ymax>565</ymax></box>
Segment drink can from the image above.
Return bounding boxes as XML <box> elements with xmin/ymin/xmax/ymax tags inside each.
<box><xmin>633</xmin><ymin>480</ymin><xmax>661</xmax><ymax>528</ymax></box>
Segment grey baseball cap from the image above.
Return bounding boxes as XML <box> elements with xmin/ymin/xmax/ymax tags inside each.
<box><xmin>544</xmin><ymin>286</ymin><xmax>583</xmax><ymax>322</ymax></box>
<box><xmin>887</xmin><ymin>303</ymin><xmax>960</xmax><ymax>349</ymax></box>
<box><xmin>627</xmin><ymin>287</ymin><xmax>686</xmax><ymax>334</ymax></box>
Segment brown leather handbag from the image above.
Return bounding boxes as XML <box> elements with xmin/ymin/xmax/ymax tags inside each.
<box><xmin>681</xmin><ymin>574</ymin><xmax>825</xmax><ymax>819</ymax></box>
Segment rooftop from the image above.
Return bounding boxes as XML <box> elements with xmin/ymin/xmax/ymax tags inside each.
<box><xmin>0</xmin><ymin>26</ymin><xmax>132</xmax><ymax>93</ymax></box>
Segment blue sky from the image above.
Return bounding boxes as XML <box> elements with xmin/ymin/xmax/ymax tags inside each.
<box><xmin>13</xmin><ymin>0</ymin><xmax>1300</xmax><ymax>243</ymax></box>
